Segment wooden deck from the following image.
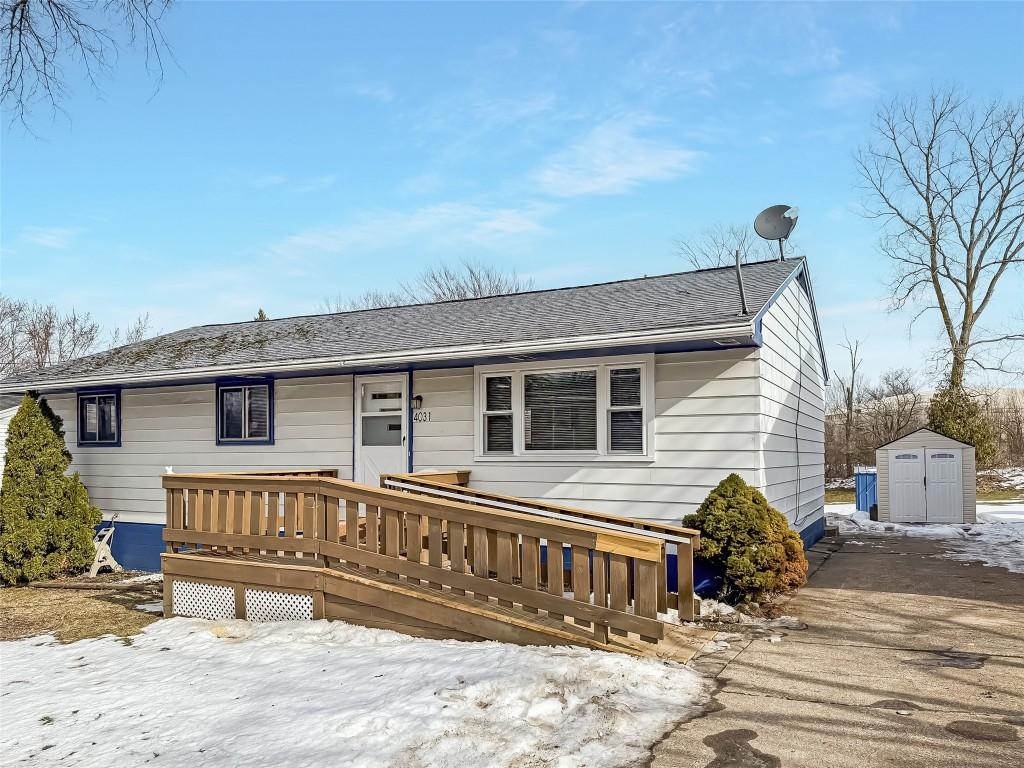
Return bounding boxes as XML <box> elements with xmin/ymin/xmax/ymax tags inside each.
<box><xmin>160</xmin><ymin>470</ymin><xmax>705</xmax><ymax>658</ymax></box>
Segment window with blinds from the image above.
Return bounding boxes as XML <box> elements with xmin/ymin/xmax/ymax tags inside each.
<box><xmin>483</xmin><ymin>375</ymin><xmax>513</xmax><ymax>453</ymax></box>
<box><xmin>78</xmin><ymin>392</ymin><xmax>119</xmax><ymax>445</ymax></box>
<box><xmin>524</xmin><ymin>370</ymin><xmax>597</xmax><ymax>451</ymax></box>
<box><xmin>218</xmin><ymin>383</ymin><xmax>272</xmax><ymax>443</ymax></box>
<box><xmin>608</xmin><ymin>367</ymin><xmax>642</xmax><ymax>453</ymax></box>
<box><xmin>477</xmin><ymin>360</ymin><xmax>648</xmax><ymax>458</ymax></box>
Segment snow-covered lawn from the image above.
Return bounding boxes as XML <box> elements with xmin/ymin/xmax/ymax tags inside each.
<box><xmin>826</xmin><ymin>502</ymin><xmax>1024</xmax><ymax>574</ymax></box>
<box><xmin>0</xmin><ymin>618</ymin><xmax>708</xmax><ymax>768</ymax></box>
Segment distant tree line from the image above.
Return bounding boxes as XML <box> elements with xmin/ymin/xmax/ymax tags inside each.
<box><xmin>824</xmin><ymin>356</ymin><xmax>1022</xmax><ymax>477</ymax></box>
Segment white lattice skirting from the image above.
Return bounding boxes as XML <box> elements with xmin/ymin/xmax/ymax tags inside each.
<box><xmin>171</xmin><ymin>580</ymin><xmax>236</xmax><ymax>619</ymax></box>
<box><xmin>245</xmin><ymin>588</ymin><xmax>314</xmax><ymax>622</ymax></box>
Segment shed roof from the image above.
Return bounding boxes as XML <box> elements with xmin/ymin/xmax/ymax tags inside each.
<box><xmin>1</xmin><ymin>258</ymin><xmax>807</xmax><ymax>391</ymax></box>
<box><xmin>876</xmin><ymin>428</ymin><xmax>974</xmax><ymax>451</ymax></box>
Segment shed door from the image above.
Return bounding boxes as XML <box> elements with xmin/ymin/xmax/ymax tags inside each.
<box><xmin>889</xmin><ymin>450</ymin><xmax>926</xmax><ymax>522</ymax></box>
<box><xmin>925</xmin><ymin>449</ymin><xmax>963</xmax><ymax>523</ymax></box>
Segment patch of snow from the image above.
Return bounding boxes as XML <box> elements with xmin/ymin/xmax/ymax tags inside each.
<box><xmin>0</xmin><ymin>618</ymin><xmax>709</xmax><ymax>768</ymax></box>
<box><xmin>978</xmin><ymin>467</ymin><xmax>1024</xmax><ymax>491</ymax></box>
<box><xmin>826</xmin><ymin>503</ymin><xmax>1024</xmax><ymax>574</ymax></box>
<box><xmin>826</xmin><ymin>477</ymin><xmax>856</xmax><ymax>490</ymax></box>
<box><xmin>700</xmin><ymin>639</ymin><xmax>731</xmax><ymax>655</ymax></box>
<box><xmin>120</xmin><ymin>573</ymin><xmax>162</xmax><ymax>584</ymax></box>
<box><xmin>134</xmin><ymin>601</ymin><xmax>163</xmax><ymax>614</ymax></box>
<box><xmin>697</xmin><ymin>599</ymin><xmax>736</xmax><ymax>621</ymax></box>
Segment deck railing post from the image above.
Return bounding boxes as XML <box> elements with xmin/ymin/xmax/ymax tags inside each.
<box><xmin>677</xmin><ymin>539</ymin><xmax>695</xmax><ymax>621</ymax></box>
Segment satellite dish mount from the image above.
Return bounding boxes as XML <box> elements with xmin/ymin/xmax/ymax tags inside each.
<box><xmin>754</xmin><ymin>205</ymin><xmax>799</xmax><ymax>261</ymax></box>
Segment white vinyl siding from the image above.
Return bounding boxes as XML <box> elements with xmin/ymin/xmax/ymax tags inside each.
<box><xmin>876</xmin><ymin>429</ymin><xmax>976</xmax><ymax>524</ymax></box>
<box><xmin>756</xmin><ymin>278</ymin><xmax>826</xmax><ymax>533</ymax></box>
<box><xmin>44</xmin><ymin>375</ymin><xmax>353</xmax><ymax>524</ymax></box>
<box><xmin>413</xmin><ymin>347</ymin><xmax>765</xmax><ymax>524</ymax></box>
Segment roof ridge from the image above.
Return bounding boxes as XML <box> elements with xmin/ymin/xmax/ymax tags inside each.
<box><xmin>181</xmin><ymin>257</ymin><xmax>801</xmax><ymax>332</ymax></box>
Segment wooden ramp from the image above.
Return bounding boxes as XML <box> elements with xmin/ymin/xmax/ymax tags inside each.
<box><xmin>160</xmin><ymin>471</ymin><xmax>705</xmax><ymax>660</ymax></box>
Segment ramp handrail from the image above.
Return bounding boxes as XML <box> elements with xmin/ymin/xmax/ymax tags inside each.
<box><xmin>382</xmin><ymin>471</ymin><xmax>698</xmax><ymax>620</ymax></box>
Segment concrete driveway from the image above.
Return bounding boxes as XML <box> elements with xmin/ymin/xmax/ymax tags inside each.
<box><xmin>652</xmin><ymin>529</ymin><xmax>1023</xmax><ymax>768</ymax></box>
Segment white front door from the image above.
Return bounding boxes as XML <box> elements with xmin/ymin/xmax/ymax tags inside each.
<box><xmin>354</xmin><ymin>375</ymin><xmax>408</xmax><ymax>486</ymax></box>
<box><xmin>926</xmin><ymin>449</ymin><xmax>963</xmax><ymax>523</ymax></box>
<box><xmin>889</xmin><ymin>449</ymin><xmax>926</xmax><ymax>522</ymax></box>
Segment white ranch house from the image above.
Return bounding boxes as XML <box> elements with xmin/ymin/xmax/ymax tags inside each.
<box><xmin>0</xmin><ymin>259</ymin><xmax>828</xmax><ymax>571</ymax></box>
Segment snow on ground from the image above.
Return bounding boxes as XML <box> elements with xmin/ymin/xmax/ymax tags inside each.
<box><xmin>119</xmin><ymin>572</ymin><xmax>163</xmax><ymax>584</ymax></box>
<box><xmin>0</xmin><ymin>618</ymin><xmax>708</xmax><ymax>768</ymax></box>
<box><xmin>826</xmin><ymin>503</ymin><xmax>1024</xmax><ymax>574</ymax></box>
<box><xmin>978</xmin><ymin>466</ymin><xmax>1024</xmax><ymax>491</ymax></box>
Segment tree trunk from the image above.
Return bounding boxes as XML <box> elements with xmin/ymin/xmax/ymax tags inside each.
<box><xmin>949</xmin><ymin>348</ymin><xmax>967</xmax><ymax>391</ymax></box>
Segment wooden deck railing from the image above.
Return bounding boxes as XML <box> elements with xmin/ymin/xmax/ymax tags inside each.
<box><xmin>162</xmin><ymin>472</ymin><xmax>673</xmax><ymax>645</ymax></box>
<box><xmin>381</xmin><ymin>471</ymin><xmax>700</xmax><ymax>620</ymax></box>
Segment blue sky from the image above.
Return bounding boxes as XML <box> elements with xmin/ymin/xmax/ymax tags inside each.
<box><xmin>2</xmin><ymin>1</ymin><xmax>1022</xmax><ymax>384</ymax></box>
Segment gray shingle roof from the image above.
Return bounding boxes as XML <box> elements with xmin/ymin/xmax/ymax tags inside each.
<box><xmin>1</xmin><ymin>259</ymin><xmax>803</xmax><ymax>388</ymax></box>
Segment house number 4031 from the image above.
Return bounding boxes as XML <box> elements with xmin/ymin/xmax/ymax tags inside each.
<box><xmin>412</xmin><ymin>410</ymin><xmax>432</xmax><ymax>423</ymax></box>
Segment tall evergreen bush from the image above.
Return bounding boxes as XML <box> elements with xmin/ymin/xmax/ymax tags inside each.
<box><xmin>927</xmin><ymin>386</ymin><xmax>996</xmax><ymax>466</ymax></box>
<box><xmin>0</xmin><ymin>395</ymin><xmax>101</xmax><ymax>584</ymax></box>
<box><xmin>683</xmin><ymin>473</ymin><xmax>808</xmax><ymax>603</ymax></box>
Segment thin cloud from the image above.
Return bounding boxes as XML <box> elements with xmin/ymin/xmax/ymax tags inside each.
<box><xmin>266</xmin><ymin>202</ymin><xmax>551</xmax><ymax>261</ymax></box>
<box><xmin>252</xmin><ymin>174</ymin><xmax>288</xmax><ymax>188</ymax></box>
<box><xmin>251</xmin><ymin>174</ymin><xmax>337</xmax><ymax>192</ymax></box>
<box><xmin>820</xmin><ymin>73</ymin><xmax>880</xmax><ymax>110</ymax></box>
<box><xmin>533</xmin><ymin>115</ymin><xmax>699</xmax><ymax>197</ymax></box>
<box><xmin>349</xmin><ymin>81</ymin><xmax>395</xmax><ymax>104</ymax></box>
<box><xmin>21</xmin><ymin>226</ymin><xmax>78</xmax><ymax>249</ymax></box>
<box><xmin>294</xmin><ymin>175</ymin><xmax>338</xmax><ymax>193</ymax></box>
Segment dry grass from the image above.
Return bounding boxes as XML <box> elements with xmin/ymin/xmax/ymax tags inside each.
<box><xmin>824</xmin><ymin>488</ymin><xmax>855</xmax><ymax>504</ymax></box>
<box><xmin>0</xmin><ymin>578</ymin><xmax>163</xmax><ymax>643</ymax></box>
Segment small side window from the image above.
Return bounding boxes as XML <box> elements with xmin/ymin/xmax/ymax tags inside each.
<box><xmin>608</xmin><ymin>367</ymin><xmax>643</xmax><ymax>453</ymax></box>
<box><xmin>482</xmin><ymin>375</ymin><xmax>513</xmax><ymax>454</ymax></box>
<box><xmin>217</xmin><ymin>381</ymin><xmax>273</xmax><ymax>444</ymax></box>
<box><xmin>78</xmin><ymin>392</ymin><xmax>120</xmax><ymax>446</ymax></box>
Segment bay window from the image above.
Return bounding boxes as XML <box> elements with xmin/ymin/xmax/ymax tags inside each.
<box><xmin>477</xmin><ymin>357</ymin><xmax>651</xmax><ymax>459</ymax></box>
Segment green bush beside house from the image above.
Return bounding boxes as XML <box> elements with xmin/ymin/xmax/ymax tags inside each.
<box><xmin>0</xmin><ymin>394</ymin><xmax>101</xmax><ymax>584</ymax></box>
<box><xmin>684</xmin><ymin>473</ymin><xmax>808</xmax><ymax>603</ymax></box>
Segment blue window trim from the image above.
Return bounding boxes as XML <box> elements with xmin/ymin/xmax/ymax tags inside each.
<box><xmin>76</xmin><ymin>388</ymin><xmax>122</xmax><ymax>447</ymax></box>
<box><xmin>215</xmin><ymin>377</ymin><xmax>275</xmax><ymax>446</ymax></box>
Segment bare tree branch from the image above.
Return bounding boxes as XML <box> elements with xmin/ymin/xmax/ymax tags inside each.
<box><xmin>0</xmin><ymin>297</ymin><xmax>152</xmax><ymax>378</ymax></box>
<box><xmin>1</xmin><ymin>0</ymin><xmax>173</xmax><ymax>125</ymax></box>
<box><xmin>857</xmin><ymin>86</ymin><xmax>1024</xmax><ymax>388</ymax></box>
<box><xmin>320</xmin><ymin>260</ymin><xmax>534</xmax><ymax>312</ymax></box>
<box><xmin>678</xmin><ymin>223</ymin><xmax>798</xmax><ymax>269</ymax></box>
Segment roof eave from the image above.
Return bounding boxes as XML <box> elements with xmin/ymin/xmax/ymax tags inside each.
<box><xmin>0</xmin><ymin>319</ymin><xmax>757</xmax><ymax>393</ymax></box>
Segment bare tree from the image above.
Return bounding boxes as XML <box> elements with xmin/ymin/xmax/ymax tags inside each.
<box><xmin>1</xmin><ymin>0</ymin><xmax>173</xmax><ymax>124</ymax></box>
<box><xmin>860</xmin><ymin>368</ymin><xmax>925</xmax><ymax>447</ymax></box>
<box><xmin>857</xmin><ymin>88</ymin><xmax>1024</xmax><ymax>389</ymax></box>
<box><xmin>107</xmin><ymin>312</ymin><xmax>150</xmax><ymax>347</ymax></box>
<box><xmin>22</xmin><ymin>303</ymin><xmax>99</xmax><ymax>369</ymax></box>
<box><xmin>832</xmin><ymin>333</ymin><xmax>863</xmax><ymax>477</ymax></box>
<box><xmin>319</xmin><ymin>288</ymin><xmax>410</xmax><ymax>314</ymax></box>
<box><xmin>0</xmin><ymin>297</ymin><xmax>151</xmax><ymax>377</ymax></box>
<box><xmin>678</xmin><ymin>223</ymin><xmax>798</xmax><ymax>269</ymax></box>
<box><xmin>320</xmin><ymin>260</ymin><xmax>534</xmax><ymax>312</ymax></box>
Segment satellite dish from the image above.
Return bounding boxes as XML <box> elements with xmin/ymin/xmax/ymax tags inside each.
<box><xmin>754</xmin><ymin>205</ymin><xmax>799</xmax><ymax>260</ymax></box>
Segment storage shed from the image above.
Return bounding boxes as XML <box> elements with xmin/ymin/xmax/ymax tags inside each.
<box><xmin>876</xmin><ymin>428</ymin><xmax>976</xmax><ymax>524</ymax></box>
